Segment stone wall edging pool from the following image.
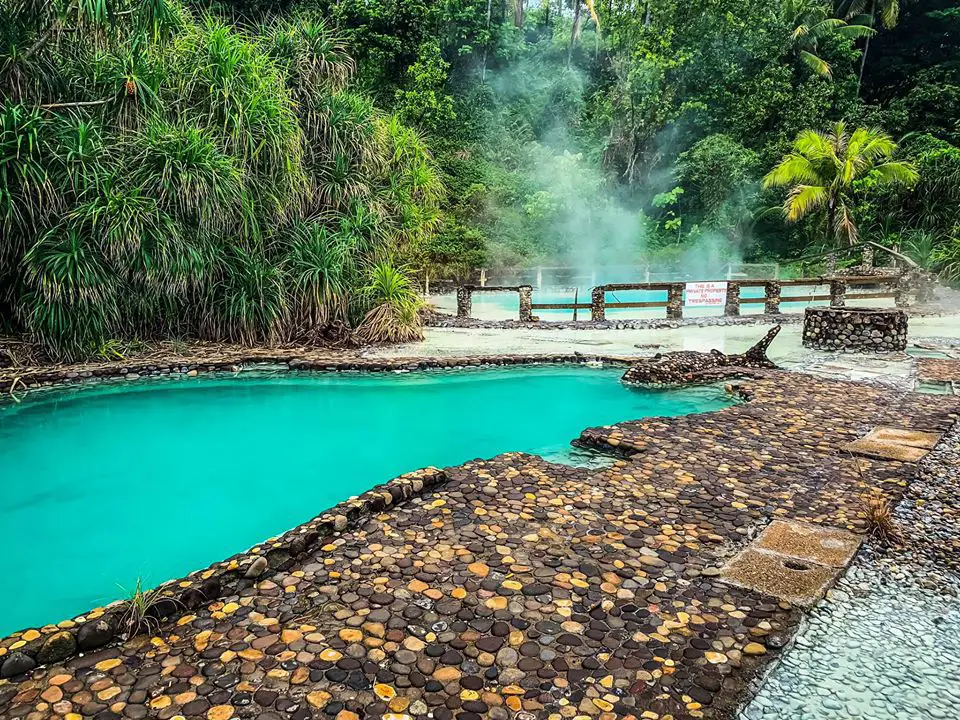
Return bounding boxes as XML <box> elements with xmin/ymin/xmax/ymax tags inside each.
<box><xmin>0</xmin><ymin>352</ymin><xmax>630</xmax><ymax>395</ymax></box>
<box><xmin>0</xmin><ymin>354</ymin><xmax>632</xmax><ymax>678</ymax></box>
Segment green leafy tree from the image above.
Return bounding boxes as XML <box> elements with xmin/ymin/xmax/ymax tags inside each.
<box><xmin>763</xmin><ymin>121</ymin><xmax>917</xmax><ymax>246</ymax></box>
<box><xmin>786</xmin><ymin>0</ymin><xmax>874</xmax><ymax>79</ymax></box>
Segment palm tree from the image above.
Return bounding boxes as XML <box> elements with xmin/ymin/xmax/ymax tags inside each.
<box><xmin>841</xmin><ymin>0</ymin><xmax>901</xmax><ymax>89</ymax></box>
<box><xmin>764</xmin><ymin>121</ymin><xmax>918</xmax><ymax>246</ymax></box>
<box><xmin>786</xmin><ymin>0</ymin><xmax>874</xmax><ymax>79</ymax></box>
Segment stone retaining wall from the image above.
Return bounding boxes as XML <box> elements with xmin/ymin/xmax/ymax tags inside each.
<box><xmin>802</xmin><ymin>307</ymin><xmax>908</xmax><ymax>352</ymax></box>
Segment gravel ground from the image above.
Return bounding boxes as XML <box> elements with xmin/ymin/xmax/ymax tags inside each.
<box><xmin>739</xmin><ymin>553</ymin><xmax>960</xmax><ymax>720</ymax></box>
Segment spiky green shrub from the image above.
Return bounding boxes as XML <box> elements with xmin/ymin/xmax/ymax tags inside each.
<box><xmin>0</xmin><ymin>0</ymin><xmax>440</xmax><ymax>360</ymax></box>
<box><xmin>356</xmin><ymin>261</ymin><xmax>424</xmax><ymax>343</ymax></box>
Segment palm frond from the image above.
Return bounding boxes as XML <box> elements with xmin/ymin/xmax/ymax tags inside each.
<box><xmin>784</xmin><ymin>184</ymin><xmax>828</xmax><ymax>222</ymax></box>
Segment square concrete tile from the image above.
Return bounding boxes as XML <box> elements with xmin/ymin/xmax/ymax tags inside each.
<box><xmin>862</xmin><ymin>426</ymin><xmax>942</xmax><ymax>449</ymax></box>
<box><xmin>753</xmin><ymin>520</ymin><xmax>861</xmax><ymax>568</ymax></box>
<box><xmin>844</xmin><ymin>438</ymin><xmax>930</xmax><ymax>462</ymax></box>
<box><xmin>720</xmin><ymin>548</ymin><xmax>839</xmax><ymax>609</ymax></box>
<box><xmin>844</xmin><ymin>425</ymin><xmax>943</xmax><ymax>462</ymax></box>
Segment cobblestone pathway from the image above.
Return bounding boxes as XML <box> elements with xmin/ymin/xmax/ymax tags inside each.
<box><xmin>1</xmin><ymin>371</ymin><xmax>957</xmax><ymax>720</ymax></box>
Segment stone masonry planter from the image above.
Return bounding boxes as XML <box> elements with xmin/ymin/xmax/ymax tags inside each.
<box><xmin>802</xmin><ymin>307</ymin><xmax>908</xmax><ymax>352</ymax></box>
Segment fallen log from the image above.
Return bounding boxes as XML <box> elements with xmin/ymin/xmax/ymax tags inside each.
<box><xmin>621</xmin><ymin>325</ymin><xmax>781</xmax><ymax>387</ymax></box>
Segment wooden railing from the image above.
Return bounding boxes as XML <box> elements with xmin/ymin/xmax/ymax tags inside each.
<box><xmin>455</xmin><ymin>275</ymin><xmax>906</xmax><ymax>322</ymax></box>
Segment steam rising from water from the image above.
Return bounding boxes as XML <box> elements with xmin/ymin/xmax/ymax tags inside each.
<box><xmin>480</xmin><ymin>55</ymin><xmax>751</xmax><ymax>285</ymax></box>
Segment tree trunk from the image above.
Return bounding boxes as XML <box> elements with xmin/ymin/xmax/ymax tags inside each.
<box><xmin>568</xmin><ymin>0</ymin><xmax>583</xmax><ymax>66</ymax></box>
<box><xmin>857</xmin><ymin>0</ymin><xmax>876</xmax><ymax>94</ymax></box>
<box><xmin>827</xmin><ymin>197</ymin><xmax>837</xmax><ymax>247</ymax></box>
<box><xmin>481</xmin><ymin>0</ymin><xmax>493</xmax><ymax>81</ymax></box>
<box><xmin>514</xmin><ymin>0</ymin><xmax>524</xmax><ymax>28</ymax></box>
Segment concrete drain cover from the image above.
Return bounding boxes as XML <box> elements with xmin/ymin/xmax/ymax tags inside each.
<box><xmin>844</xmin><ymin>425</ymin><xmax>942</xmax><ymax>462</ymax></box>
<box><xmin>719</xmin><ymin>520</ymin><xmax>862</xmax><ymax>608</ymax></box>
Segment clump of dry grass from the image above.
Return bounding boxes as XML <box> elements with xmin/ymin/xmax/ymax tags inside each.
<box><xmin>860</xmin><ymin>488</ymin><xmax>902</xmax><ymax>544</ymax></box>
<box><xmin>848</xmin><ymin>453</ymin><xmax>903</xmax><ymax>544</ymax></box>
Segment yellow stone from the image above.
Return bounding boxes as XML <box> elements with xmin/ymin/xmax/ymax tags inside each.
<box><xmin>467</xmin><ymin>562</ymin><xmax>490</xmax><ymax>578</ymax></box>
<box><xmin>221</xmin><ymin>602</ymin><xmax>240</xmax><ymax>614</ymax></box>
<box><xmin>307</xmin><ymin>691</ymin><xmax>332</xmax><ymax>709</ymax></box>
<box><xmin>501</xmin><ymin>580</ymin><xmax>523</xmax><ymax>591</ymax></box>
<box><xmin>374</xmin><ymin>684</ymin><xmax>397</xmax><ymax>701</ymax></box>
<box><xmin>281</xmin><ymin>629</ymin><xmax>302</xmax><ymax>643</ymax></box>
<box><xmin>22</xmin><ymin>630</ymin><xmax>40</xmax><ymax>642</ymax></box>
<box><xmin>339</xmin><ymin>628</ymin><xmax>363</xmax><ymax>643</ymax></box>
<box><xmin>238</xmin><ymin>649</ymin><xmax>263</xmax><ymax>661</ymax></box>
<box><xmin>408</xmin><ymin>579</ymin><xmax>429</xmax><ymax>593</ymax></box>
<box><xmin>743</xmin><ymin>642</ymin><xmax>767</xmax><ymax>656</ymax></box>
<box><xmin>593</xmin><ymin>699</ymin><xmax>614</xmax><ymax>712</ymax></box>
<box><xmin>208</xmin><ymin>706</ymin><xmax>235</xmax><ymax>720</ymax></box>
<box><xmin>433</xmin><ymin>667</ymin><xmax>461</xmax><ymax>683</ymax></box>
<box><xmin>49</xmin><ymin>674</ymin><xmax>72</xmax><ymax>686</ymax></box>
<box><xmin>150</xmin><ymin>696</ymin><xmax>172</xmax><ymax>709</ymax></box>
<box><xmin>319</xmin><ymin>648</ymin><xmax>343</xmax><ymax>662</ymax></box>
<box><xmin>451</xmin><ymin>588</ymin><xmax>467</xmax><ymax>599</ymax></box>
<box><xmin>704</xmin><ymin>651</ymin><xmax>728</xmax><ymax>664</ymax></box>
<box><xmin>505</xmin><ymin>696</ymin><xmax>523</xmax><ymax>712</ymax></box>
<box><xmin>389</xmin><ymin>697</ymin><xmax>410</xmax><ymax>712</ymax></box>
<box><xmin>95</xmin><ymin>658</ymin><xmax>122</xmax><ymax>672</ymax></box>
<box><xmin>460</xmin><ymin>689</ymin><xmax>480</xmax><ymax>701</ymax></box>
<box><xmin>97</xmin><ymin>686</ymin><xmax>121</xmax><ymax>701</ymax></box>
<box><xmin>485</xmin><ymin>597</ymin><xmax>508</xmax><ymax>610</ymax></box>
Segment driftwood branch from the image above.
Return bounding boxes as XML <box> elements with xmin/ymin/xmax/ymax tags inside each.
<box><xmin>39</xmin><ymin>99</ymin><xmax>110</xmax><ymax>110</ymax></box>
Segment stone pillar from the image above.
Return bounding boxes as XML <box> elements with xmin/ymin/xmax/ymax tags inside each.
<box><xmin>861</xmin><ymin>245</ymin><xmax>874</xmax><ymax>270</ymax></box>
<box><xmin>518</xmin><ymin>285</ymin><xmax>534</xmax><ymax>322</ymax></box>
<box><xmin>764</xmin><ymin>281</ymin><xmax>781</xmax><ymax>315</ymax></box>
<box><xmin>456</xmin><ymin>286</ymin><xmax>473</xmax><ymax>318</ymax></box>
<box><xmin>724</xmin><ymin>282</ymin><xmax>741</xmax><ymax>316</ymax></box>
<box><xmin>667</xmin><ymin>283</ymin><xmax>684</xmax><ymax>319</ymax></box>
<box><xmin>827</xmin><ymin>253</ymin><xmax>837</xmax><ymax>274</ymax></box>
<box><xmin>830</xmin><ymin>279</ymin><xmax>846</xmax><ymax>307</ymax></box>
<box><xmin>591</xmin><ymin>287</ymin><xmax>606</xmax><ymax>322</ymax></box>
<box><xmin>895</xmin><ymin>274</ymin><xmax>910</xmax><ymax>308</ymax></box>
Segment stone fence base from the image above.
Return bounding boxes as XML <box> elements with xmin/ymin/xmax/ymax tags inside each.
<box><xmin>802</xmin><ymin>307</ymin><xmax>908</xmax><ymax>352</ymax></box>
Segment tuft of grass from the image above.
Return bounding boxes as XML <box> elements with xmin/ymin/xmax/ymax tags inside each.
<box><xmin>859</xmin><ymin>488</ymin><xmax>902</xmax><ymax>544</ymax></box>
<box><xmin>117</xmin><ymin>578</ymin><xmax>178</xmax><ymax>639</ymax></box>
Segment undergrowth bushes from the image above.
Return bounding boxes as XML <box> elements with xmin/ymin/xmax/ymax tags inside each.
<box><xmin>0</xmin><ymin>0</ymin><xmax>439</xmax><ymax>360</ymax></box>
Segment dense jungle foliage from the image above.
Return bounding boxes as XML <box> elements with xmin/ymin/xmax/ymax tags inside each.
<box><xmin>1</xmin><ymin>0</ymin><xmax>958</xmax><ymax>358</ymax></box>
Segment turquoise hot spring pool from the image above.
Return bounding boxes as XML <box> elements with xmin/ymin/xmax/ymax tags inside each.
<box><xmin>0</xmin><ymin>365</ymin><xmax>733</xmax><ymax>635</ymax></box>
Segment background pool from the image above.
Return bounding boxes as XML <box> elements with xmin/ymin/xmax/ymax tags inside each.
<box><xmin>431</xmin><ymin>286</ymin><xmax>890</xmax><ymax>321</ymax></box>
<box><xmin>0</xmin><ymin>365</ymin><xmax>733</xmax><ymax>634</ymax></box>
